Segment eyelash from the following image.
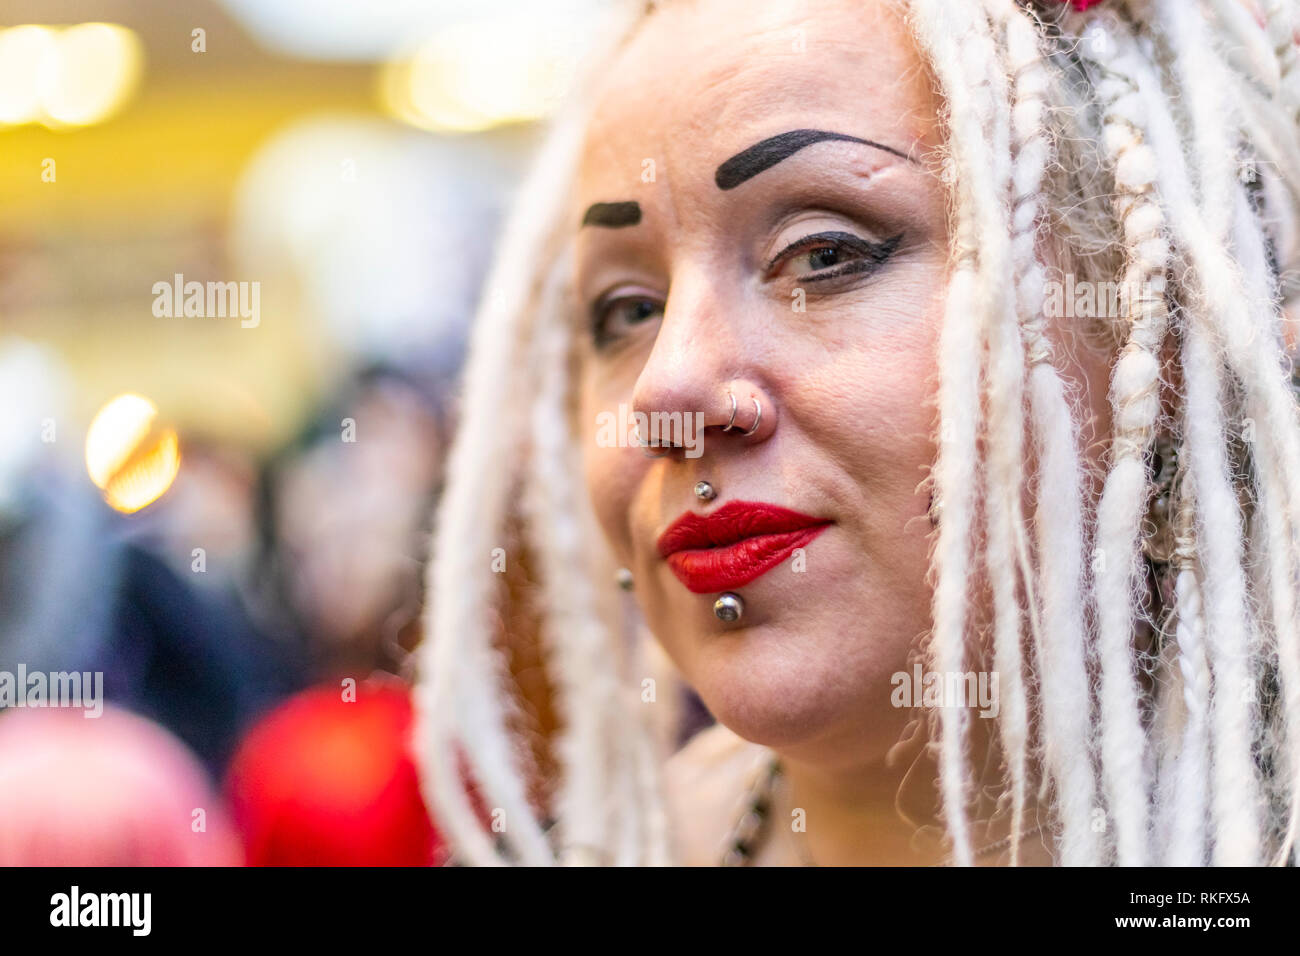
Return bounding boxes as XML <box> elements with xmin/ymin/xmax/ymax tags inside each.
<box><xmin>588</xmin><ymin>230</ymin><xmax>903</xmax><ymax>348</ymax></box>
<box><xmin>591</xmin><ymin>293</ymin><xmax>661</xmax><ymax>350</ymax></box>
<box><xmin>764</xmin><ymin>230</ymin><xmax>903</xmax><ymax>283</ymax></box>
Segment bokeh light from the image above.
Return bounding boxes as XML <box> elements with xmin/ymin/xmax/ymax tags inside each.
<box><xmin>379</xmin><ymin>18</ymin><xmax>580</xmax><ymax>132</ymax></box>
<box><xmin>0</xmin><ymin>22</ymin><xmax>142</xmax><ymax>128</ymax></box>
<box><xmin>84</xmin><ymin>393</ymin><xmax>181</xmax><ymax>514</ymax></box>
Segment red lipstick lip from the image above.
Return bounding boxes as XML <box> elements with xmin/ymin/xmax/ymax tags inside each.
<box><xmin>657</xmin><ymin>500</ymin><xmax>832</xmax><ymax>595</ymax></box>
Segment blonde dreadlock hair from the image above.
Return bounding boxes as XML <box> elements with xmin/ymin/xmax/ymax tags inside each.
<box><xmin>414</xmin><ymin>0</ymin><xmax>1300</xmax><ymax>866</ymax></box>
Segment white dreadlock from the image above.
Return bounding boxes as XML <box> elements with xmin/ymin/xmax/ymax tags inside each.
<box><xmin>996</xmin><ymin>0</ymin><xmax>1104</xmax><ymax>868</ymax></box>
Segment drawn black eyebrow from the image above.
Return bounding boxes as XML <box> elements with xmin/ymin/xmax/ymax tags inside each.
<box><xmin>714</xmin><ymin>129</ymin><xmax>914</xmax><ymax>190</ymax></box>
<box><xmin>581</xmin><ymin>201</ymin><xmax>642</xmax><ymax>228</ymax></box>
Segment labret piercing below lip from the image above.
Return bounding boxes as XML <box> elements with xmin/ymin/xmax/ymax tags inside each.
<box><xmin>656</xmin><ymin>500</ymin><xmax>832</xmax><ymax>596</ymax></box>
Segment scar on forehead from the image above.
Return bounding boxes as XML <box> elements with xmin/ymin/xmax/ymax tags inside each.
<box><xmin>715</xmin><ymin>129</ymin><xmax>914</xmax><ymax>190</ymax></box>
<box><xmin>581</xmin><ymin>201</ymin><xmax>643</xmax><ymax>228</ymax></box>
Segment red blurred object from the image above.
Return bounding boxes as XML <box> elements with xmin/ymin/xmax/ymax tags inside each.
<box><xmin>225</xmin><ymin>681</ymin><xmax>442</xmax><ymax>866</ymax></box>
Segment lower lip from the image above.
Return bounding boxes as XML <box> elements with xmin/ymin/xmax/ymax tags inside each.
<box><xmin>665</xmin><ymin>524</ymin><xmax>830</xmax><ymax>594</ymax></box>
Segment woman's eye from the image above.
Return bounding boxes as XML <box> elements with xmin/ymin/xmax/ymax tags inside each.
<box><xmin>768</xmin><ymin>231</ymin><xmax>902</xmax><ymax>283</ymax></box>
<box><xmin>591</xmin><ymin>294</ymin><xmax>664</xmax><ymax>348</ymax></box>
<box><xmin>807</xmin><ymin>246</ymin><xmax>845</xmax><ymax>270</ymax></box>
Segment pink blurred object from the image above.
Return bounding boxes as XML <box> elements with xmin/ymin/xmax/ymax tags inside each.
<box><xmin>0</xmin><ymin>706</ymin><xmax>243</xmax><ymax>866</ymax></box>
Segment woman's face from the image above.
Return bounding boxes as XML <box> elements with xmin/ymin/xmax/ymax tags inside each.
<box><xmin>572</xmin><ymin>0</ymin><xmax>960</xmax><ymax>760</ymax></box>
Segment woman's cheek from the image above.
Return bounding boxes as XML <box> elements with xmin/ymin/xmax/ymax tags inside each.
<box><xmin>579</xmin><ymin>355</ymin><xmax>656</xmax><ymax>558</ymax></box>
<box><xmin>581</xmin><ymin>424</ymin><xmax>639</xmax><ymax>562</ymax></box>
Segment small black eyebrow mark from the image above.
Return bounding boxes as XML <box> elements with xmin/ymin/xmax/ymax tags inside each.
<box><xmin>715</xmin><ymin>129</ymin><xmax>914</xmax><ymax>190</ymax></box>
<box><xmin>581</xmin><ymin>201</ymin><xmax>642</xmax><ymax>228</ymax></box>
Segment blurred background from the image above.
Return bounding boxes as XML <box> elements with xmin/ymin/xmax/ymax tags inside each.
<box><xmin>0</xmin><ymin>0</ymin><xmax>628</xmax><ymax>865</ymax></box>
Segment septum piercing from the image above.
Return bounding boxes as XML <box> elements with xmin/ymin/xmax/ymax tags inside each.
<box><xmin>722</xmin><ymin>391</ymin><xmax>739</xmax><ymax>431</ymax></box>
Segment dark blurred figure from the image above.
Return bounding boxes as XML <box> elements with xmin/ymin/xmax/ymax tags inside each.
<box><xmin>250</xmin><ymin>361</ymin><xmax>451</xmax><ymax>684</ymax></box>
<box><xmin>0</xmin><ymin>461</ymin><xmax>310</xmax><ymax>778</ymax></box>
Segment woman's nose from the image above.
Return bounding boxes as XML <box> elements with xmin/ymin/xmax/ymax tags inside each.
<box><xmin>629</xmin><ymin>279</ymin><xmax>776</xmax><ymax>457</ymax></box>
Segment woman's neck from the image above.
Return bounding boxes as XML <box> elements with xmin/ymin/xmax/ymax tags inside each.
<box><xmin>757</xmin><ymin>714</ymin><xmax>1054</xmax><ymax>866</ymax></box>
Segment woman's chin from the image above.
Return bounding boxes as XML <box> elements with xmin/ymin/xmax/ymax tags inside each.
<box><xmin>678</xmin><ymin>623</ymin><xmax>908</xmax><ymax>755</ymax></box>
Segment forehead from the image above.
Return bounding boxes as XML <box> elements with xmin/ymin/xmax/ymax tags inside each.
<box><xmin>577</xmin><ymin>0</ymin><xmax>938</xmax><ymax>199</ymax></box>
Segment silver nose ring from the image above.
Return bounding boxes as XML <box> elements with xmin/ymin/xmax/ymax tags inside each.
<box><xmin>742</xmin><ymin>397</ymin><xmax>761</xmax><ymax>437</ymax></box>
<box><xmin>721</xmin><ymin>391</ymin><xmax>761</xmax><ymax>437</ymax></box>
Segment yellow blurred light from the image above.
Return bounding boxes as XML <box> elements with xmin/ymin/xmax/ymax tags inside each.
<box><xmin>85</xmin><ymin>394</ymin><xmax>181</xmax><ymax>514</ymax></box>
<box><xmin>43</xmin><ymin>23</ymin><xmax>142</xmax><ymax>126</ymax></box>
<box><xmin>101</xmin><ymin>430</ymin><xmax>181</xmax><ymax>514</ymax></box>
<box><xmin>0</xmin><ymin>22</ymin><xmax>142</xmax><ymax>128</ymax></box>
<box><xmin>380</xmin><ymin>19</ymin><xmax>575</xmax><ymax>133</ymax></box>
<box><xmin>0</xmin><ymin>26</ymin><xmax>57</xmax><ymax>124</ymax></box>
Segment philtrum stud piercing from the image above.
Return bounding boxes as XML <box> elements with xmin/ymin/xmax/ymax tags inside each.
<box><xmin>713</xmin><ymin>592</ymin><xmax>744</xmax><ymax>622</ymax></box>
<box><xmin>694</xmin><ymin>481</ymin><xmax>717</xmax><ymax>502</ymax></box>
